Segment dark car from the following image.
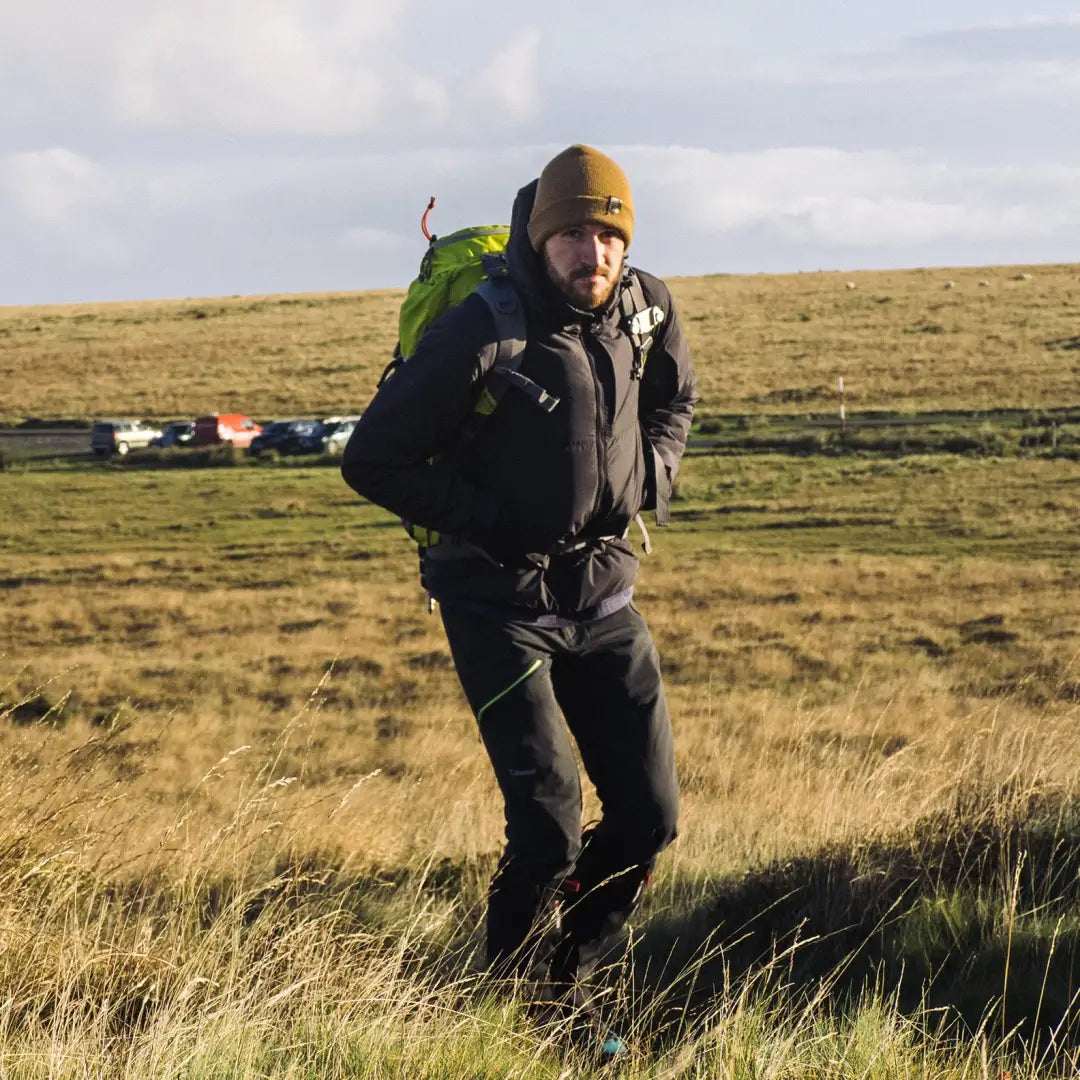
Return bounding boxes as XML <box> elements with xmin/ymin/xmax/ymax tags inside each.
<box><xmin>248</xmin><ymin>419</ymin><xmax>321</xmax><ymax>457</ymax></box>
<box><xmin>297</xmin><ymin>416</ymin><xmax>362</xmax><ymax>455</ymax></box>
<box><xmin>150</xmin><ymin>421</ymin><xmax>195</xmax><ymax>448</ymax></box>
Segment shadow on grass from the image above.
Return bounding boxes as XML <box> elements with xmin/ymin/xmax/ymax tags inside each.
<box><xmin>632</xmin><ymin>784</ymin><xmax>1080</xmax><ymax>1053</ymax></box>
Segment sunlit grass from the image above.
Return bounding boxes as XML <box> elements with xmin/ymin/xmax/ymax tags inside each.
<box><xmin>3</xmin><ymin>262</ymin><xmax>1079</xmax><ymax>425</ymax></box>
<box><xmin>2</xmin><ymin>264</ymin><xmax>1080</xmax><ymax>1073</ymax></box>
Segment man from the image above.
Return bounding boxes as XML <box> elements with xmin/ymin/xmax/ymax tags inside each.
<box><xmin>341</xmin><ymin>145</ymin><xmax>697</xmax><ymax>1052</ymax></box>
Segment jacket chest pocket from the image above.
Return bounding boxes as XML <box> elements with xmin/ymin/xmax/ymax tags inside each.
<box><xmin>597</xmin><ymin>335</ymin><xmax>641</xmax><ymax>431</ymax></box>
<box><xmin>577</xmin><ymin>330</ymin><xmax>630</xmax><ymax>427</ymax></box>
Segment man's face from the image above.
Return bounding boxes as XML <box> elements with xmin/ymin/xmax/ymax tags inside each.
<box><xmin>541</xmin><ymin>223</ymin><xmax>626</xmax><ymax>310</ymax></box>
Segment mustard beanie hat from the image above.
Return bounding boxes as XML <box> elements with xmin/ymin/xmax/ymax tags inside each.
<box><xmin>527</xmin><ymin>144</ymin><xmax>634</xmax><ymax>251</ymax></box>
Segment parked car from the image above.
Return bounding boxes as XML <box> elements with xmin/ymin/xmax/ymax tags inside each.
<box><xmin>297</xmin><ymin>415</ymin><xmax>362</xmax><ymax>455</ymax></box>
<box><xmin>249</xmin><ymin>418</ymin><xmax>321</xmax><ymax>456</ymax></box>
<box><xmin>150</xmin><ymin>421</ymin><xmax>195</xmax><ymax>448</ymax></box>
<box><xmin>90</xmin><ymin>419</ymin><xmax>163</xmax><ymax>456</ymax></box>
<box><xmin>192</xmin><ymin>414</ymin><xmax>262</xmax><ymax>449</ymax></box>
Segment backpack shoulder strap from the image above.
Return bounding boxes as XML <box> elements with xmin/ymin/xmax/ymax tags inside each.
<box><xmin>472</xmin><ymin>254</ymin><xmax>559</xmax><ymax>417</ymax></box>
<box><xmin>619</xmin><ymin>268</ymin><xmax>665</xmax><ymax>380</ymax></box>
<box><xmin>474</xmin><ymin>253</ymin><xmax>526</xmax><ymax>375</ymax></box>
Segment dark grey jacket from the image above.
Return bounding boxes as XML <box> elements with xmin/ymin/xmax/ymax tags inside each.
<box><xmin>341</xmin><ymin>179</ymin><xmax>698</xmax><ymax>616</ymax></box>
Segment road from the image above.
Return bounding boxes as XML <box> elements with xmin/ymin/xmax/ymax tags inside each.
<box><xmin>0</xmin><ymin>429</ymin><xmax>91</xmax><ymax>459</ymax></box>
<box><xmin>1</xmin><ymin>406</ymin><xmax>1074</xmax><ymax>462</ymax></box>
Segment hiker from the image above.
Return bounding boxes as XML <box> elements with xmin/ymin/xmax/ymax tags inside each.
<box><xmin>341</xmin><ymin>145</ymin><xmax>698</xmax><ymax>1051</ymax></box>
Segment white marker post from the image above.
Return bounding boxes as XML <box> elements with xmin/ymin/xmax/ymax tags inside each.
<box><xmin>838</xmin><ymin>375</ymin><xmax>846</xmax><ymax>433</ymax></box>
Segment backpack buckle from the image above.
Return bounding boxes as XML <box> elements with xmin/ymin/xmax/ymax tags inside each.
<box><xmin>630</xmin><ymin>305</ymin><xmax>664</xmax><ymax>337</ymax></box>
<box><xmin>481</xmin><ymin>252</ymin><xmax>510</xmax><ymax>278</ymax></box>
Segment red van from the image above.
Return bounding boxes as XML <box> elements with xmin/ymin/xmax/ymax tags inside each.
<box><xmin>193</xmin><ymin>414</ymin><xmax>262</xmax><ymax>449</ymax></box>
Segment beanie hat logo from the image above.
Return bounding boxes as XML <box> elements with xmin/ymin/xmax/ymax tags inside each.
<box><xmin>527</xmin><ymin>144</ymin><xmax>635</xmax><ymax>251</ymax></box>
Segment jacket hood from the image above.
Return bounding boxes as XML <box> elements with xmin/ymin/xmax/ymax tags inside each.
<box><xmin>505</xmin><ymin>178</ymin><xmax>623</xmax><ymax>326</ymax></box>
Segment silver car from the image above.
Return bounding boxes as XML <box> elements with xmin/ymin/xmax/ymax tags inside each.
<box><xmin>90</xmin><ymin>419</ymin><xmax>163</xmax><ymax>456</ymax></box>
<box><xmin>299</xmin><ymin>415</ymin><xmax>361</xmax><ymax>455</ymax></box>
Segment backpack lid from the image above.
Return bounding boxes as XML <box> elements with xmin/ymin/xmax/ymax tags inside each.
<box><xmin>397</xmin><ymin>225</ymin><xmax>510</xmax><ymax>358</ymax></box>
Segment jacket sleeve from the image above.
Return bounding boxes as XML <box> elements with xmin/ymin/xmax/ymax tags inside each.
<box><xmin>340</xmin><ymin>297</ymin><xmax>503</xmax><ymax>545</ymax></box>
<box><xmin>637</xmin><ymin>273</ymin><xmax>699</xmax><ymax>524</ymax></box>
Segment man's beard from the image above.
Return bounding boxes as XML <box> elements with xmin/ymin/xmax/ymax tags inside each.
<box><xmin>544</xmin><ymin>253</ymin><xmax>622</xmax><ymax>310</ymax></box>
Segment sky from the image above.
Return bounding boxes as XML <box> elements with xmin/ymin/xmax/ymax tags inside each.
<box><xmin>2</xmin><ymin>0</ymin><xmax>1079</xmax><ymax>305</ymax></box>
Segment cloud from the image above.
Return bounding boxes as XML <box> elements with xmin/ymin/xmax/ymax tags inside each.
<box><xmin>625</xmin><ymin>145</ymin><xmax>1080</xmax><ymax>251</ymax></box>
<box><xmin>0</xmin><ymin>0</ymin><xmax>543</xmax><ymax>137</ymax></box>
<box><xmin>0</xmin><ymin>145</ymin><xmax>326</xmax><ymax>270</ymax></box>
<box><xmin>772</xmin><ymin>197</ymin><xmax>1044</xmax><ymax>249</ymax></box>
<box><xmin>459</xmin><ymin>26</ymin><xmax>542</xmax><ymax>125</ymax></box>
<box><xmin>907</xmin><ymin>15</ymin><xmax>1080</xmax><ymax>63</ymax></box>
<box><xmin>111</xmin><ymin>1</ymin><xmax>405</xmax><ymax>134</ymax></box>
<box><xmin>1</xmin><ymin>148</ymin><xmax>115</xmax><ymax>227</ymax></box>
<box><xmin>0</xmin><ymin>147</ymin><xmax>296</xmax><ymax>227</ymax></box>
<box><xmin>799</xmin><ymin>16</ymin><xmax>1080</xmax><ymax>94</ymax></box>
<box><xmin>0</xmin><ymin>149</ymin><xmax>130</xmax><ymax>261</ymax></box>
<box><xmin>3</xmin><ymin>139</ymin><xmax>1079</xmax><ymax>302</ymax></box>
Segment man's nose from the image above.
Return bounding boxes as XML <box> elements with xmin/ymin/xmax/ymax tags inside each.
<box><xmin>580</xmin><ymin>235</ymin><xmax>606</xmax><ymax>266</ymax></box>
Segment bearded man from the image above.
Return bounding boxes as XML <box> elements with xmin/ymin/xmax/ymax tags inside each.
<box><xmin>342</xmin><ymin>144</ymin><xmax>698</xmax><ymax>1060</ymax></box>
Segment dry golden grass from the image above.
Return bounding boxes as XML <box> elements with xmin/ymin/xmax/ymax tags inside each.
<box><xmin>672</xmin><ymin>263</ymin><xmax>1080</xmax><ymax>416</ymax></box>
<box><xmin>0</xmin><ymin>291</ymin><xmax>402</xmax><ymax>424</ymax></box>
<box><xmin>2</xmin><ymin>262</ymin><xmax>1079</xmax><ymax>424</ymax></box>
<box><xmin>1</xmin><ymin>265</ymin><xmax>1080</xmax><ymax>1074</ymax></box>
<box><xmin>2</xmin><ymin>457</ymin><xmax>1077</xmax><ymax>880</ymax></box>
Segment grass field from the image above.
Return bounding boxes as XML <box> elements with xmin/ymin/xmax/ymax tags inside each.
<box><xmin>1</xmin><ymin>263</ymin><xmax>1080</xmax><ymax>1076</ymax></box>
<box><xmin>3</xmin><ymin>263</ymin><xmax>1080</xmax><ymax>425</ymax></box>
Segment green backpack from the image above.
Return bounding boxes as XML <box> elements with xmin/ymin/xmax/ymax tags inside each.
<box><xmin>380</xmin><ymin>201</ymin><xmax>558</xmax><ymax>457</ymax></box>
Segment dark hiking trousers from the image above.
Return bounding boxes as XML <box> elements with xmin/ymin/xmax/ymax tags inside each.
<box><xmin>440</xmin><ymin>600</ymin><xmax>679</xmax><ymax>991</ymax></box>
